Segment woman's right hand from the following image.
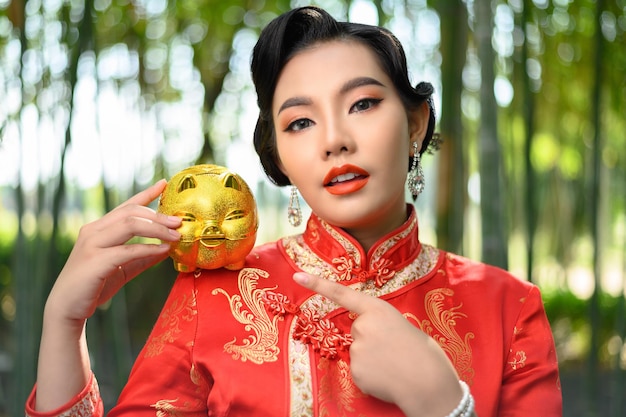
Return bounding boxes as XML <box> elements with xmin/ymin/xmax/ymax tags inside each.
<box><xmin>44</xmin><ymin>179</ymin><xmax>182</xmax><ymax>325</ymax></box>
<box><xmin>34</xmin><ymin>180</ymin><xmax>182</xmax><ymax>412</ymax></box>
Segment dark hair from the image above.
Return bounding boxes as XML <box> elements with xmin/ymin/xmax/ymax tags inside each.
<box><xmin>251</xmin><ymin>6</ymin><xmax>441</xmax><ymax>186</ymax></box>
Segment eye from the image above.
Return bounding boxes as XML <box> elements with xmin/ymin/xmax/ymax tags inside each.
<box><xmin>350</xmin><ymin>98</ymin><xmax>382</xmax><ymax>113</ymax></box>
<box><xmin>285</xmin><ymin>118</ymin><xmax>314</xmax><ymax>132</ymax></box>
<box><xmin>225</xmin><ymin>210</ymin><xmax>246</xmax><ymax>220</ymax></box>
<box><xmin>179</xmin><ymin>213</ymin><xmax>196</xmax><ymax>222</ymax></box>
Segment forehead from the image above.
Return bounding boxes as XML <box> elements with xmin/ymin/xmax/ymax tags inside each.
<box><xmin>273</xmin><ymin>40</ymin><xmax>388</xmax><ymax>102</ymax></box>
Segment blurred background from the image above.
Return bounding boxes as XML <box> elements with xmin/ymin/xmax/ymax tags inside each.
<box><xmin>0</xmin><ymin>0</ymin><xmax>624</xmax><ymax>415</ymax></box>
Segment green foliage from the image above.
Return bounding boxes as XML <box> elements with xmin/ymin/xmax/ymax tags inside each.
<box><xmin>544</xmin><ymin>289</ymin><xmax>625</xmax><ymax>369</ymax></box>
<box><xmin>0</xmin><ymin>0</ymin><xmax>624</xmax><ymax>415</ymax></box>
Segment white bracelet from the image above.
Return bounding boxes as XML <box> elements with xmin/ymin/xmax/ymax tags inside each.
<box><xmin>445</xmin><ymin>380</ymin><xmax>474</xmax><ymax>417</ymax></box>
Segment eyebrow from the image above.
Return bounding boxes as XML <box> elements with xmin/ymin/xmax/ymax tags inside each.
<box><xmin>339</xmin><ymin>76</ymin><xmax>385</xmax><ymax>94</ymax></box>
<box><xmin>277</xmin><ymin>76</ymin><xmax>385</xmax><ymax>115</ymax></box>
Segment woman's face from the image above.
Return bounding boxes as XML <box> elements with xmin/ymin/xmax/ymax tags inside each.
<box><xmin>272</xmin><ymin>40</ymin><xmax>427</xmax><ymax>244</ymax></box>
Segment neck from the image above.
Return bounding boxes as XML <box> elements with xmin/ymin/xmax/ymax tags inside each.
<box><xmin>343</xmin><ymin>206</ymin><xmax>410</xmax><ymax>252</ymax></box>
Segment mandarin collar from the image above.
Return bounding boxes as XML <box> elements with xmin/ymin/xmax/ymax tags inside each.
<box><xmin>301</xmin><ymin>205</ymin><xmax>421</xmax><ymax>287</ymax></box>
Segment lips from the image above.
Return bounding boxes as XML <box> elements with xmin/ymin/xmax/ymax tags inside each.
<box><xmin>324</xmin><ymin>164</ymin><xmax>370</xmax><ymax>195</ymax></box>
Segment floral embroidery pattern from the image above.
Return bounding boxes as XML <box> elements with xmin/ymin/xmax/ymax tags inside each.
<box><xmin>509</xmin><ymin>350</ymin><xmax>527</xmax><ymax>370</ymax></box>
<box><xmin>32</xmin><ymin>375</ymin><xmax>102</xmax><ymax>417</ymax></box>
<box><xmin>283</xmin><ymin>234</ymin><xmax>440</xmax><ymax>296</ymax></box>
<box><xmin>212</xmin><ymin>268</ymin><xmax>281</xmax><ymax>364</ymax></box>
<box><xmin>144</xmin><ymin>290</ymin><xmax>198</xmax><ymax>358</ymax></box>
<box><xmin>316</xmin><ymin>212</ymin><xmax>417</xmax><ymax>288</ymax></box>
<box><xmin>333</xmin><ymin>256</ymin><xmax>396</xmax><ymax>287</ymax></box>
<box><xmin>264</xmin><ymin>291</ymin><xmax>299</xmax><ymax>316</ymax></box>
<box><xmin>294</xmin><ymin>308</ymin><xmax>353</xmax><ymax>359</ymax></box>
<box><xmin>289</xmin><ymin>337</ymin><xmax>314</xmax><ymax>417</ymax></box>
<box><xmin>263</xmin><ymin>290</ymin><xmax>353</xmax><ymax>359</ymax></box>
<box><xmin>279</xmin><ymin>212</ymin><xmax>442</xmax><ymax>416</ymax></box>
<box><xmin>318</xmin><ymin>358</ymin><xmax>363</xmax><ymax>416</ymax></box>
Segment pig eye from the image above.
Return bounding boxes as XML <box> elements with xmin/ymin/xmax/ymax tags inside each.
<box><xmin>225</xmin><ymin>210</ymin><xmax>245</xmax><ymax>220</ymax></box>
<box><xmin>178</xmin><ymin>175</ymin><xmax>197</xmax><ymax>193</ymax></box>
<box><xmin>179</xmin><ymin>213</ymin><xmax>197</xmax><ymax>222</ymax></box>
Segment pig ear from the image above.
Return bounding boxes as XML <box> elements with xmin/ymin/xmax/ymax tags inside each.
<box><xmin>223</xmin><ymin>173</ymin><xmax>242</xmax><ymax>191</ymax></box>
<box><xmin>178</xmin><ymin>175</ymin><xmax>197</xmax><ymax>193</ymax></box>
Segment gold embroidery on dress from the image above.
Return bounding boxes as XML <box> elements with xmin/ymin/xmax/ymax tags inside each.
<box><xmin>281</xmin><ymin>232</ymin><xmax>441</xmax><ymax>416</ymax></box>
<box><xmin>289</xmin><ymin>334</ymin><xmax>314</xmax><ymax>417</ymax></box>
<box><xmin>190</xmin><ymin>364</ymin><xmax>210</xmax><ymax>394</ymax></box>
<box><xmin>318</xmin><ymin>358</ymin><xmax>363</xmax><ymax>417</ymax></box>
<box><xmin>150</xmin><ymin>399</ymin><xmax>182</xmax><ymax>417</ymax></box>
<box><xmin>145</xmin><ymin>290</ymin><xmax>198</xmax><ymax>358</ymax></box>
<box><xmin>369</xmin><ymin>216</ymin><xmax>415</xmax><ymax>265</ymax></box>
<box><xmin>509</xmin><ymin>350</ymin><xmax>527</xmax><ymax>370</ymax></box>
<box><xmin>418</xmin><ymin>288</ymin><xmax>475</xmax><ymax>384</ymax></box>
<box><xmin>263</xmin><ymin>290</ymin><xmax>352</xmax><ymax>359</ymax></box>
<box><xmin>404</xmin><ymin>312</ymin><xmax>419</xmax><ymax>323</ymax></box>
<box><xmin>189</xmin><ymin>364</ymin><xmax>202</xmax><ymax>386</ymax></box>
<box><xmin>149</xmin><ymin>365</ymin><xmax>208</xmax><ymax>416</ymax></box>
<box><xmin>333</xmin><ymin>256</ymin><xmax>356</xmax><ymax>281</ymax></box>
<box><xmin>212</xmin><ymin>268</ymin><xmax>280</xmax><ymax>364</ymax></box>
<box><xmin>283</xmin><ymin>237</ymin><xmax>439</xmax><ymax>294</ymax></box>
<box><xmin>319</xmin><ymin>219</ymin><xmax>362</xmax><ymax>264</ymax></box>
<box><xmin>332</xmin><ymin>256</ymin><xmax>396</xmax><ymax>287</ymax></box>
<box><xmin>39</xmin><ymin>375</ymin><xmax>101</xmax><ymax>417</ymax></box>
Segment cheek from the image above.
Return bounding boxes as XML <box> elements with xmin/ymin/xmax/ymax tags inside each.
<box><xmin>370</xmin><ymin>120</ymin><xmax>410</xmax><ymax>159</ymax></box>
<box><xmin>275</xmin><ymin>138</ymin><xmax>302</xmax><ymax>180</ymax></box>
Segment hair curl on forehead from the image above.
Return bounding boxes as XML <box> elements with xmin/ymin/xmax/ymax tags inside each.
<box><xmin>251</xmin><ymin>6</ymin><xmax>441</xmax><ymax>187</ymax></box>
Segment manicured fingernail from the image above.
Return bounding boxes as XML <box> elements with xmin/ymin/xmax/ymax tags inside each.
<box><xmin>167</xmin><ymin>215</ymin><xmax>181</xmax><ymax>223</ymax></box>
<box><xmin>169</xmin><ymin>229</ymin><xmax>181</xmax><ymax>238</ymax></box>
<box><xmin>293</xmin><ymin>272</ymin><xmax>310</xmax><ymax>285</ymax></box>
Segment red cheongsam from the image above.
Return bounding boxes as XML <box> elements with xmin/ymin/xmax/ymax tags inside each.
<box><xmin>26</xmin><ymin>205</ymin><xmax>562</xmax><ymax>416</ymax></box>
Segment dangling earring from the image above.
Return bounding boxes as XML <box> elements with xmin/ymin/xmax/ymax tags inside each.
<box><xmin>407</xmin><ymin>141</ymin><xmax>425</xmax><ymax>197</ymax></box>
<box><xmin>288</xmin><ymin>185</ymin><xmax>302</xmax><ymax>227</ymax></box>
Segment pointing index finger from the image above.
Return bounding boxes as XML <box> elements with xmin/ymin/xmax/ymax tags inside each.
<box><xmin>293</xmin><ymin>272</ymin><xmax>375</xmax><ymax>315</ymax></box>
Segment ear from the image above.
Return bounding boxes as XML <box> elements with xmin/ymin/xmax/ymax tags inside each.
<box><xmin>408</xmin><ymin>101</ymin><xmax>430</xmax><ymax>155</ymax></box>
<box><xmin>177</xmin><ymin>174</ymin><xmax>197</xmax><ymax>193</ymax></box>
<box><xmin>222</xmin><ymin>173</ymin><xmax>242</xmax><ymax>191</ymax></box>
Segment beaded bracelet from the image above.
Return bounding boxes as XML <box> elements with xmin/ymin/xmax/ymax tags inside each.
<box><xmin>445</xmin><ymin>380</ymin><xmax>475</xmax><ymax>417</ymax></box>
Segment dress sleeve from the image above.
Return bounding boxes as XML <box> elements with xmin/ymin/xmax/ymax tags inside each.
<box><xmin>108</xmin><ymin>273</ymin><xmax>210</xmax><ymax>416</ymax></box>
<box><xmin>24</xmin><ymin>372</ymin><xmax>104</xmax><ymax>417</ymax></box>
<box><xmin>25</xmin><ymin>274</ymin><xmax>209</xmax><ymax>417</ymax></box>
<box><xmin>498</xmin><ymin>285</ymin><xmax>562</xmax><ymax>416</ymax></box>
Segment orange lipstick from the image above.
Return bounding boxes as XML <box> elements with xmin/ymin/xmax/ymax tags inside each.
<box><xmin>323</xmin><ymin>164</ymin><xmax>370</xmax><ymax>196</ymax></box>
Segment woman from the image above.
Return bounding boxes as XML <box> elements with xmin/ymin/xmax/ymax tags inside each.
<box><xmin>26</xmin><ymin>6</ymin><xmax>561</xmax><ymax>417</ymax></box>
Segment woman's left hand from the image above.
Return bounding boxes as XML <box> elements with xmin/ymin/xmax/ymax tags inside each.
<box><xmin>293</xmin><ymin>272</ymin><xmax>463</xmax><ymax>417</ymax></box>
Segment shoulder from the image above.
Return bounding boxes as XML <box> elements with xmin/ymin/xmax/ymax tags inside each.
<box><xmin>433</xmin><ymin>251</ymin><xmax>538</xmax><ymax>305</ymax></box>
<box><xmin>175</xmin><ymin>238</ymin><xmax>298</xmax><ymax>293</ymax></box>
<box><xmin>249</xmin><ymin>239</ymin><xmax>284</xmax><ymax>260</ymax></box>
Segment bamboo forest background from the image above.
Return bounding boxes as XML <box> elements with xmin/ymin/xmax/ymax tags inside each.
<box><xmin>0</xmin><ymin>0</ymin><xmax>624</xmax><ymax>415</ymax></box>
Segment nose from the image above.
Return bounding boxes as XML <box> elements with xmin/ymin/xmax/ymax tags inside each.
<box><xmin>322</xmin><ymin>118</ymin><xmax>355</xmax><ymax>158</ymax></box>
<box><xmin>201</xmin><ymin>221</ymin><xmax>224</xmax><ymax>237</ymax></box>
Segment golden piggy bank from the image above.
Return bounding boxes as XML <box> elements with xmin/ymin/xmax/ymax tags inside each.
<box><xmin>157</xmin><ymin>164</ymin><xmax>258</xmax><ymax>272</ymax></box>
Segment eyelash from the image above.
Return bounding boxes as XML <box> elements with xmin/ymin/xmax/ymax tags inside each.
<box><xmin>283</xmin><ymin>98</ymin><xmax>383</xmax><ymax>132</ymax></box>
<box><xmin>350</xmin><ymin>98</ymin><xmax>383</xmax><ymax>113</ymax></box>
